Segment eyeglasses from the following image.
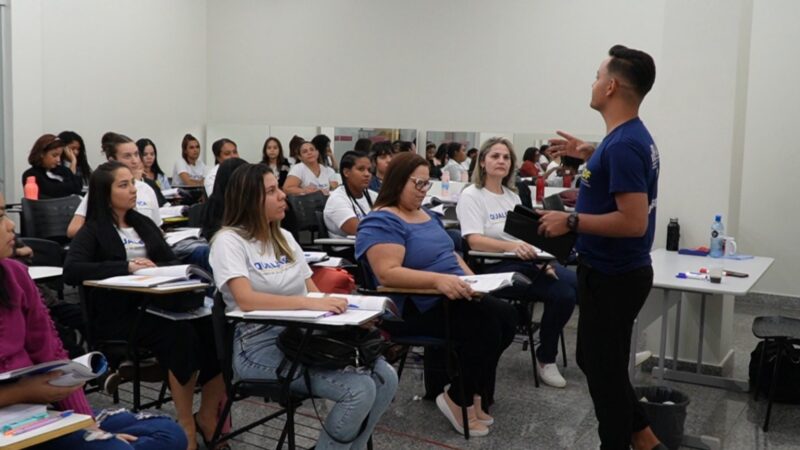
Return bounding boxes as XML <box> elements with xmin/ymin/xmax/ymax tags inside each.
<box><xmin>409</xmin><ymin>176</ymin><xmax>433</xmax><ymax>191</ymax></box>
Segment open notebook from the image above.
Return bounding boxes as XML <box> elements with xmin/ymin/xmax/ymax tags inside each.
<box><xmin>94</xmin><ymin>264</ymin><xmax>211</xmax><ymax>288</ymax></box>
<box><xmin>0</xmin><ymin>352</ymin><xmax>107</xmax><ymax>387</ymax></box>
<box><xmin>231</xmin><ymin>293</ymin><xmax>398</xmax><ymax>326</ymax></box>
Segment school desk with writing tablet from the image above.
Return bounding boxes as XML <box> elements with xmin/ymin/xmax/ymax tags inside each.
<box><xmin>0</xmin><ymin>412</ymin><xmax>93</xmax><ymax>450</ymax></box>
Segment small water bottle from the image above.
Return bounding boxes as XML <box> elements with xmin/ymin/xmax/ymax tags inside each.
<box><xmin>709</xmin><ymin>214</ymin><xmax>725</xmax><ymax>258</ymax></box>
<box><xmin>24</xmin><ymin>176</ymin><xmax>39</xmax><ymax>200</ymax></box>
<box><xmin>666</xmin><ymin>218</ymin><xmax>680</xmax><ymax>251</ymax></box>
<box><xmin>441</xmin><ymin>171</ymin><xmax>450</xmax><ymax>197</ymax></box>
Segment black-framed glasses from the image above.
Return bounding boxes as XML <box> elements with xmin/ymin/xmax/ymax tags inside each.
<box><xmin>409</xmin><ymin>176</ymin><xmax>433</xmax><ymax>192</ymax></box>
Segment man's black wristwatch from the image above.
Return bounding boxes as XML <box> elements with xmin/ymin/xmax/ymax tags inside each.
<box><xmin>567</xmin><ymin>212</ymin><xmax>580</xmax><ymax>232</ymax></box>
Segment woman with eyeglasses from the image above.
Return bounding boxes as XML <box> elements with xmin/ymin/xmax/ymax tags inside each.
<box><xmin>323</xmin><ymin>151</ymin><xmax>376</xmax><ymax>239</ymax></box>
<box><xmin>456</xmin><ymin>137</ymin><xmax>577</xmax><ymax>388</ymax></box>
<box><xmin>283</xmin><ymin>140</ymin><xmax>338</xmax><ymax>196</ymax></box>
<box><xmin>21</xmin><ymin>134</ymin><xmax>83</xmax><ymax>199</ymax></box>
<box><xmin>355</xmin><ymin>152</ymin><xmax>517</xmax><ymax>437</ymax></box>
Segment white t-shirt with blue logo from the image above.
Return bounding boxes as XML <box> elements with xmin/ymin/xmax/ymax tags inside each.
<box><xmin>287</xmin><ymin>163</ymin><xmax>336</xmax><ymax>191</ymax></box>
<box><xmin>74</xmin><ymin>179</ymin><xmax>162</xmax><ymax>227</ymax></box>
<box><xmin>456</xmin><ymin>184</ymin><xmax>521</xmax><ymax>242</ymax></box>
<box><xmin>116</xmin><ymin>227</ymin><xmax>147</xmax><ymax>260</ymax></box>
<box><xmin>209</xmin><ymin>227</ymin><xmax>313</xmax><ymax>311</ymax></box>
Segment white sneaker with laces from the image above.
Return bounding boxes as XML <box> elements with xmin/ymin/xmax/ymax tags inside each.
<box><xmin>536</xmin><ymin>361</ymin><xmax>567</xmax><ymax>388</ymax></box>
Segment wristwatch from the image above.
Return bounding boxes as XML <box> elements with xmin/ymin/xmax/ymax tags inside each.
<box><xmin>567</xmin><ymin>212</ymin><xmax>580</xmax><ymax>232</ymax></box>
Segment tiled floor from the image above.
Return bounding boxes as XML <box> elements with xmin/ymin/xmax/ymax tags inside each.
<box><xmin>87</xmin><ymin>298</ymin><xmax>800</xmax><ymax>449</ymax></box>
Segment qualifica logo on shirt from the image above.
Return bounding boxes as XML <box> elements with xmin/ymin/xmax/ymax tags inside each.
<box><xmin>650</xmin><ymin>144</ymin><xmax>660</xmax><ymax>170</ymax></box>
<box><xmin>252</xmin><ymin>255</ymin><xmax>291</xmax><ymax>271</ymax></box>
<box><xmin>488</xmin><ymin>212</ymin><xmax>507</xmax><ymax>221</ymax></box>
<box><xmin>581</xmin><ymin>168</ymin><xmax>592</xmax><ymax>188</ymax></box>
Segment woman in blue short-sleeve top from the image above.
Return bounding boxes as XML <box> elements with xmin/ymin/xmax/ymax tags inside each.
<box><xmin>355</xmin><ymin>153</ymin><xmax>517</xmax><ymax>438</ymax></box>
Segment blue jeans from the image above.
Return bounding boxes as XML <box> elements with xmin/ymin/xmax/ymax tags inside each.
<box><xmin>35</xmin><ymin>409</ymin><xmax>187</xmax><ymax>450</ymax></box>
<box><xmin>488</xmin><ymin>261</ymin><xmax>578</xmax><ymax>363</ymax></box>
<box><xmin>233</xmin><ymin>323</ymin><xmax>398</xmax><ymax>450</ymax></box>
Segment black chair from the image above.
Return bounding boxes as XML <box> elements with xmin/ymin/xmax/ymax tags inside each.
<box><xmin>186</xmin><ymin>203</ymin><xmax>206</xmax><ymax>228</ymax></box>
<box><xmin>462</xmin><ymin>241</ymin><xmax>568</xmax><ymax>387</ymax></box>
<box><xmin>356</xmin><ymin>258</ymin><xmax>472</xmax><ymax>440</ymax></box>
<box><xmin>751</xmin><ymin>315</ymin><xmax>800</xmax><ymax>432</ymax></box>
<box><xmin>210</xmin><ymin>292</ymin><xmax>308</xmax><ymax>449</ymax></box>
<box><xmin>21</xmin><ymin>195</ymin><xmax>82</xmax><ymax>245</ymax></box>
<box><xmin>78</xmin><ymin>286</ymin><xmax>170</xmax><ymax>411</ymax></box>
<box><xmin>20</xmin><ymin>237</ymin><xmax>66</xmax><ymax>298</ymax></box>
<box><xmin>516</xmin><ymin>178</ymin><xmax>536</xmax><ymax>209</ymax></box>
<box><xmin>285</xmin><ymin>192</ymin><xmax>328</xmax><ymax>246</ymax></box>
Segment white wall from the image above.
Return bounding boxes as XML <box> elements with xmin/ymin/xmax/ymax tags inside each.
<box><xmin>10</xmin><ymin>0</ymin><xmax>206</xmax><ymax>201</ymax></box>
<box><xmin>7</xmin><ymin>0</ymin><xmax>799</xmax><ymax>295</ymax></box>
<box><xmin>739</xmin><ymin>0</ymin><xmax>800</xmax><ymax>296</ymax></box>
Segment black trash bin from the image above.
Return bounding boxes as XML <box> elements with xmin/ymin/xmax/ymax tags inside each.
<box><xmin>634</xmin><ymin>386</ymin><xmax>690</xmax><ymax>450</ymax></box>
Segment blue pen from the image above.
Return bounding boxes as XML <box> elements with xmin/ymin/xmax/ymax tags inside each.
<box><xmin>347</xmin><ymin>304</ymin><xmax>359</xmax><ymax>309</ymax></box>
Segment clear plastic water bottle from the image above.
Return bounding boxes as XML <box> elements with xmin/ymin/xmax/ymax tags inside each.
<box><xmin>441</xmin><ymin>171</ymin><xmax>450</xmax><ymax>197</ymax></box>
<box><xmin>709</xmin><ymin>214</ymin><xmax>725</xmax><ymax>258</ymax></box>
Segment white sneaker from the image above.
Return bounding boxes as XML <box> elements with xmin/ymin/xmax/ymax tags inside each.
<box><xmin>536</xmin><ymin>361</ymin><xmax>567</xmax><ymax>388</ymax></box>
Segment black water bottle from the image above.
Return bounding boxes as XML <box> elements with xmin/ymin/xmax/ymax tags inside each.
<box><xmin>666</xmin><ymin>218</ymin><xmax>680</xmax><ymax>251</ymax></box>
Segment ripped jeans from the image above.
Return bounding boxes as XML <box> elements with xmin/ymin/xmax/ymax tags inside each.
<box><xmin>233</xmin><ymin>323</ymin><xmax>398</xmax><ymax>450</ymax></box>
<box><xmin>34</xmin><ymin>409</ymin><xmax>187</xmax><ymax>450</ymax></box>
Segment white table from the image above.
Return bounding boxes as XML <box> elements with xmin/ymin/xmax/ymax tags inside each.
<box><xmin>635</xmin><ymin>249</ymin><xmax>774</xmax><ymax>391</ymax></box>
<box><xmin>28</xmin><ymin>266</ymin><xmax>63</xmax><ymax>281</ymax></box>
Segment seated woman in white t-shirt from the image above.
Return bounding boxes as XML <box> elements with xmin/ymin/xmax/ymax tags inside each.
<box><xmin>172</xmin><ymin>133</ymin><xmax>206</xmax><ymax>187</ymax></box>
<box><xmin>208</xmin><ymin>163</ymin><xmax>397</xmax><ymax>448</ymax></box>
<box><xmin>204</xmin><ymin>138</ymin><xmax>239</xmax><ymax>196</ymax></box>
<box><xmin>283</xmin><ymin>140</ymin><xmax>338</xmax><ymax>195</ymax></box>
<box><xmin>323</xmin><ymin>151</ymin><xmax>377</xmax><ymax>239</ymax></box>
<box><xmin>456</xmin><ymin>137</ymin><xmax>577</xmax><ymax>388</ymax></box>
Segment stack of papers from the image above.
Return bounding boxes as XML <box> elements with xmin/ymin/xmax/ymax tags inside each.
<box><xmin>459</xmin><ymin>272</ymin><xmax>526</xmax><ymax>294</ymax></box>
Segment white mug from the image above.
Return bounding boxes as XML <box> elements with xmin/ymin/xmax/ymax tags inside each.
<box><xmin>724</xmin><ymin>236</ymin><xmax>737</xmax><ymax>256</ymax></box>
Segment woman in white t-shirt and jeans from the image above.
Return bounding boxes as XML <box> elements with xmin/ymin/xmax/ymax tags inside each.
<box><xmin>283</xmin><ymin>140</ymin><xmax>338</xmax><ymax>195</ymax></box>
<box><xmin>455</xmin><ymin>137</ymin><xmax>577</xmax><ymax>388</ymax></box>
<box><xmin>208</xmin><ymin>163</ymin><xmax>397</xmax><ymax>449</ymax></box>
<box><xmin>172</xmin><ymin>133</ymin><xmax>206</xmax><ymax>187</ymax></box>
<box><xmin>323</xmin><ymin>151</ymin><xmax>377</xmax><ymax>239</ymax></box>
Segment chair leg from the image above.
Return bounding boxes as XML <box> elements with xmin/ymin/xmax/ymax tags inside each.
<box><xmin>132</xmin><ymin>357</ymin><xmax>141</xmax><ymax>412</ymax></box>
<box><xmin>528</xmin><ymin>318</ymin><xmax>540</xmax><ymax>388</ymax></box>
<box><xmin>754</xmin><ymin>339</ymin><xmax>768</xmax><ymax>401</ymax></box>
<box><xmin>456</xmin><ymin>366</ymin><xmax>470</xmax><ymax>440</ymax></box>
<box><xmin>560</xmin><ymin>330</ymin><xmax>568</xmax><ymax>368</ymax></box>
<box><xmin>367</xmin><ymin>435</ymin><xmax>374</xmax><ymax>450</ymax></box>
<box><xmin>396</xmin><ymin>345</ymin><xmax>410</xmax><ymax>380</ymax></box>
<box><xmin>211</xmin><ymin>397</ymin><xmax>234</xmax><ymax>445</ymax></box>
<box><xmin>286</xmin><ymin>396</ymin><xmax>297</xmax><ymax>450</ymax></box>
<box><xmin>764</xmin><ymin>340</ymin><xmax>783</xmax><ymax>432</ymax></box>
<box><xmin>156</xmin><ymin>380</ymin><xmax>168</xmax><ymax>409</ymax></box>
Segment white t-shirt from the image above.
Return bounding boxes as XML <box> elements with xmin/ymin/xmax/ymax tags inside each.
<box><xmin>74</xmin><ymin>179</ymin><xmax>162</xmax><ymax>227</ymax></box>
<box><xmin>456</xmin><ymin>184</ymin><xmax>521</xmax><ymax>242</ymax></box>
<box><xmin>287</xmin><ymin>163</ymin><xmax>336</xmax><ymax>191</ymax></box>
<box><xmin>546</xmin><ymin>160</ymin><xmax>562</xmax><ymax>186</ymax></box>
<box><xmin>209</xmin><ymin>227</ymin><xmax>313</xmax><ymax>311</ymax></box>
<box><xmin>461</xmin><ymin>157</ymin><xmax>472</xmax><ymax>171</ymax></box>
<box><xmin>172</xmin><ymin>159</ymin><xmax>206</xmax><ymax>186</ymax></box>
<box><xmin>443</xmin><ymin>160</ymin><xmax>468</xmax><ymax>182</ymax></box>
<box><xmin>116</xmin><ymin>227</ymin><xmax>147</xmax><ymax>260</ymax></box>
<box><xmin>323</xmin><ymin>186</ymin><xmax>377</xmax><ymax>239</ymax></box>
<box><xmin>205</xmin><ymin>164</ymin><xmax>220</xmax><ymax>196</ymax></box>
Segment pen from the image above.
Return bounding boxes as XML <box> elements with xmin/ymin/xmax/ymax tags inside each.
<box><xmin>676</xmin><ymin>272</ymin><xmax>707</xmax><ymax>280</ymax></box>
<box><xmin>347</xmin><ymin>304</ymin><xmax>359</xmax><ymax>309</ymax></box>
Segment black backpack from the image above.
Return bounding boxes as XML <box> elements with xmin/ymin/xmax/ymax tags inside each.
<box><xmin>749</xmin><ymin>340</ymin><xmax>800</xmax><ymax>404</ymax></box>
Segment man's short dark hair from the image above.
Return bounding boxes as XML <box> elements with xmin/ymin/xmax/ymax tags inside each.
<box><xmin>607</xmin><ymin>44</ymin><xmax>656</xmax><ymax>99</ymax></box>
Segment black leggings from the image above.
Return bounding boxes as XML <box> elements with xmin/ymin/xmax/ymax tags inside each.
<box><xmin>384</xmin><ymin>295</ymin><xmax>517</xmax><ymax>407</ymax></box>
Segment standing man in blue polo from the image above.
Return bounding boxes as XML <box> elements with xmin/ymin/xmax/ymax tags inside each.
<box><xmin>538</xmin><ymin>45</ymin><xmax>663</xmax><ymax>450</ymax></box>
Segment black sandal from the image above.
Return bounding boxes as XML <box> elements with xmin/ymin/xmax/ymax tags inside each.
<box><xmin>194</xmin><ymin>413</ymin><xmax>231</xmax><ymax>450</ymax></box>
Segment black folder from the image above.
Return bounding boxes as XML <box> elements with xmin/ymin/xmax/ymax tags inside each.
<box><xmin>503</xmin><ymin>205</ymin><xmax>577</xmax><ymax>264</ymax></box>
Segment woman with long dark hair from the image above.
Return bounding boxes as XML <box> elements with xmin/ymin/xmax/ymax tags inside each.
<box><xmin>260</xmin><ymin>136</ymin><xmax>290</xmax><ymax>187</ymax></box>
<box><xmin>283</xmin><ymin>140</ymin><xmax>338</xmax><ymax>195</ymax></box>
<box><xmin>209</xmin><ymin>163</ymin><xmax>397</xmax><ymax>449</ymax></box>
<box><xmin>137</xmin><ymin>138</ymin><xmax>171</xmax><ymax>190</ymax></box>
<box><xmin>58</xmin><ymin>130</ymin><xmax>93</xmax><ymax>186</ymax></box>
<box><xmin>64</xmin><ymin>161</ymin><xmax>227</xmax><ymax>450</ymax></box>
<box><xmin>172</xmin><ymin>134</ymin><xmax>205</xmax><ymax>187</ymax></box>
<box><xmin>0</xmin><ymin>190</ymin><xmax>187</xmax><ymax>449</ymax></box>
